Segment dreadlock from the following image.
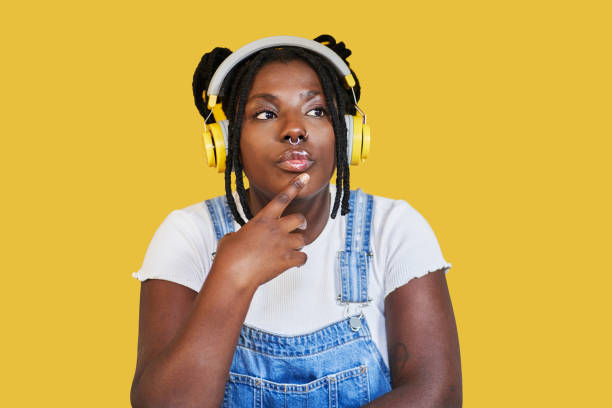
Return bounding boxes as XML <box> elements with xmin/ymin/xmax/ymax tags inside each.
<box><xmin>192</xmin><ymin>35</ymin><xmax>362</xmax><ymax>225</ymax></box>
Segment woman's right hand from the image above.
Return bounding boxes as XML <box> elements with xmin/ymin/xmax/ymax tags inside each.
<box><xmin>211</xmin><ymin>173</ymin><xmax>310</xmax><ymax>289</ymax></box>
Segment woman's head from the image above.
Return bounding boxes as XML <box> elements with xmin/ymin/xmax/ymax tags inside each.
<box><xmin>193</xmin><ymin>35</ymin><xmax>361</xmax><ymax>225</ymax></box>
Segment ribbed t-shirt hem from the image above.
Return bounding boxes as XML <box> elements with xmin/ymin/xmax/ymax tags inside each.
<box><xmin>384</xmin><ymin>262</ymin><xmax>452</xmax><ymax>298</ymax></box>
<box><xmin>131</xmin><ymin>271</ymin><xmax>202</xmax><ymax>293</ymax></box>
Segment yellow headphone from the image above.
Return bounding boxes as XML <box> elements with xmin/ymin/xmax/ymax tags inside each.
<box><xmin>201</xmin><ymin>36</ymin><xmax>370</xmax><ymax>173</ymax></box>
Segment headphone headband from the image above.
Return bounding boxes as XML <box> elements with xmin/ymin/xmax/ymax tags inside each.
<box><xmin>206</xmin><ymin>35</ymin><xmax>356</xmax><ymax>109</ymax></box>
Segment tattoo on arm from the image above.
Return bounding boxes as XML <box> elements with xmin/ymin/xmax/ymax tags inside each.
<box><xmin>389</xmin><ymin>342</ymin><xmax>410</xmax><ymax>386</ymax></box>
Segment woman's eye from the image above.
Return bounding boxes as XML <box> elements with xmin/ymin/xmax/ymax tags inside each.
<box><xmin>306</xmin><ymin>107</ymin><xmax>327</xmax><ymax>117</ymax></box>
<box><xmin>255</xmin><ymin>110</ymin><xmax>276</xmax><ymax>120</ymax></box>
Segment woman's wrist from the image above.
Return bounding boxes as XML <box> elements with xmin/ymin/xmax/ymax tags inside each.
<box><xmin>208</xmin><ymin>259</ymin><xmax>260</xmax><ymax>296</ymax></box>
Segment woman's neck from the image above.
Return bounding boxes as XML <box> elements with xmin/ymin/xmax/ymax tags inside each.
<box><xmin>246</xmin><ymin>184</ymin><xmax>331</xmax><ymax>245</ymax></box>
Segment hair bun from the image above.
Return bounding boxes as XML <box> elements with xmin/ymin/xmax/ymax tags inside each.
<box><xmin>314</xmin><ymin>35</ymin><xmax>352</xmax><ymax>63</ymax></box>
<box><xmin>192</xmin><ymin>47</ymin><xmax>233</xmax><ymax>119</ymax></box>
<box><xmin>313</xmin><ymin>34</ymin><xmax>360</xmax><ymax>103</ymax></box>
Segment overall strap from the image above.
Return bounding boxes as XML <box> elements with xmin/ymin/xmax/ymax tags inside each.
<box><xmin>336</xmin><ymin>188</ymin><xmax>374</xmax><ymax>309</ymax></box>
<box><xmin>205</xmin><ymin>195</ymin><xmax>236</xmax><ymax>241</ymax></box>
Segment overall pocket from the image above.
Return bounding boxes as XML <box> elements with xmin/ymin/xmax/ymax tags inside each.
<box><xmin>223</xmin><ymin>365</ymin><xmax>371</xmax><ymax>408</ymax></box>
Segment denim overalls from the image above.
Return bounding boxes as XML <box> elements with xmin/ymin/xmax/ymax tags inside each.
<box><xmin>205</xmin><ymin>189</ymin><xmax>392</xmax><ymax>408</ymax></box>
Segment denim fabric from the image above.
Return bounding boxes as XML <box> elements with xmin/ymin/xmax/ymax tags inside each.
<box><xmin>225</xmin><ymin>318</ymin><xmax>391</xmax><ymax>408</ymax></box>
<box><xmin>205</xmin><ymin>196</ymin><xmax>236</xmax><ymax>240</ymax></box>
<box><xmin>205</xmin><ymin>189</ymin><xmax>392</xmax><ymax>407</ymax></box>
<box><xmin>336</xmin><ymin>191</ymin><xmax>374</xmax><ymax>304</ymax></box>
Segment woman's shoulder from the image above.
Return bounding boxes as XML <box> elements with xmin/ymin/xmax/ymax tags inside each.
<box><xmin>145</xmin><ymin>195</ymin><xmax>228</xmax><ymax>264</ymax></box>
<box><xmin>163</xmin><ymin>201</ymin><xmax>214</xmax><ymax>237</ymax></box>
<box><xmin>366</xmin><ymin>190</ymin><xmax>449</xmax><ymax>267</ymax></box>
<box><xmin>131</xmin><ymin>195</ymin><xmax>228</xmax><ymax>292</ymax></box>
<box><xmin>170</xmin><ymin>192</ymin><xmax>233</xmax><ymax>232</ymax></box>
<box><xmin>174</xmin><ymin>199</ymin><xmax>212</xmax><ymax>220</ymax></box>
<box><xmin>363</xmin><ymin>190</ymin><xmax>451</xmax><ymax>297</ymax></box>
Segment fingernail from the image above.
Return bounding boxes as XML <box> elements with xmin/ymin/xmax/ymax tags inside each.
<box><xmin>296</xmin><ymin>173</ymin><xmax>310</xmax><ymax>187</ymax></box>
<box><xmin>299</xmin><ymin>221</ymin><xmax>307</xmax><ymax>230</ymax></box>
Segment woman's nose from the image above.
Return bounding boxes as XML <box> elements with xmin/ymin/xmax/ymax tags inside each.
<box><xmin>283</xmin><ymin>132</ymin><xmax>307</xmax><ymax>145</ymax></box>
<box><xmin>282</xmin><ymin>120</ymin><xmax>308</xmax><ymax>145</ymax></box>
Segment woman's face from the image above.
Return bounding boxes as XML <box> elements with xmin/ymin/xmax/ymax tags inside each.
<box><xmin>240</xmin><ymin>60</ymin><xmax>336</xmax><ymax>200</ymax></box>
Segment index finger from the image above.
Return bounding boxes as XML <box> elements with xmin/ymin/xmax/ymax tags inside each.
<box><xmin>259</xmin><ymin>173</ymin><xmax>310</xmax><ymax>218</ymax></box>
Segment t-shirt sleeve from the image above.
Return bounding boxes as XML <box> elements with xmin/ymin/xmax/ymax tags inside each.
<box><xmin>131</xmin><ymin>210</ymin><xmax>211</xmax><ymax>293</ymax></box>
<box><xmin>376</xmin><ymin>199</ymin><xmax>452</xmax><ymax>298</ymax></box>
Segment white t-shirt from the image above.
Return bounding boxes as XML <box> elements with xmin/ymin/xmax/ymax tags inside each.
<box><xmin>132</xmin><ymin>185</ymin><xmax>452</xmax><ymax>367</ymax></box>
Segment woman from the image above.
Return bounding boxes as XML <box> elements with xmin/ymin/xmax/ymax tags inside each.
<box><xmin>131</xmin><ymin>35</ymin><xmax>462</xmax><ymax>408</ymax></box>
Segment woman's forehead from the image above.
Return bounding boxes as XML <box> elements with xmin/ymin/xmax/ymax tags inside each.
<box><xmin>248</xmin><ymin>60</ymin><xmax>323</xmax><ymax>95</ymax></box>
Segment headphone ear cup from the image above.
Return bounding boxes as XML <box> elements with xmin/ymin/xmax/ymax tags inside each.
<box><xmin>343</xmin><ymin>114</ymin><xmax>370</xmax><ymax>165</ymax></box>
<box><xmin>209</xmin><ymin>121</ymin><xmax>228</xmax><ymax>173</ymax></box>
<box><xmin>219</xmin><ymin>119</ymin><xmax>230</xmax><ymax>150</ymax></box>
<box><xmin>202</xmin><ymin>125</ymin><xmax>216</xmax><ymax>167</ymax></box>
<box><xmin>361</xmin><ymin>123</ymin><xmax>370</xmax><ymax>160</ymax></box>
<box><xmin>350</xmin><ymin>115</ymin><xmax>363</xmax><ymax>165</ymax></box>
<box><xmin>218</xmin><ymin>120</ymin><xmax>231</xmax><ymax>172</ymax></box>
<box><xmin>344</xmin><ymin>115</ymin><xmax>354</xmax><ymax>164</ymax></box>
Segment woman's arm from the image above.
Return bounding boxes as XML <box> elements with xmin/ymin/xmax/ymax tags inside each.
<box><xmin>130</xmin><ymin>266</ymin><xmax>258</xmax><ymax>408</ymax></box>
<box><xmin>130</xmin><ymin>174</ymin><xmax>311</xmax><ymax>408</ymax></box>
<box><xmin>365</xmin><ymin>269</ymin><xmax>462</xmax><ymax>407</ymax></box>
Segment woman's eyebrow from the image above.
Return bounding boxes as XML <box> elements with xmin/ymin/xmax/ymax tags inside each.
<box><xmin>301</xmin><ymin>90</ymin><xmax>322</xmax><ymax>100</ymax></box>
<box><xmin>247</xmin><ymin>90</ymin><xmax>322</xmax><ymax>103</ymax></box>
<box><xmin>248</xmin><ymin>93</ymin><xmax>278</xmax><ymax>102</ymax></box>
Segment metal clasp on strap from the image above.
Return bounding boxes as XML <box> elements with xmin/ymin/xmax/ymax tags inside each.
<box><xmin>337</xmin><ymin>296</ymin><xmax>372</xmax><ymax>332</ymax></box>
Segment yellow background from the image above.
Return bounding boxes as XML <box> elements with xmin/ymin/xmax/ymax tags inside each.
<box><xmin>1</xmin><ymin>0</ymin><xmax>610</xmax><ymax>406</ymax></box>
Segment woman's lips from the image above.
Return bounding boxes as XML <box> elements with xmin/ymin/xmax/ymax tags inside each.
<box><xmin>278</xmin><ymin>159</ymin><xmax>314</xmax><ymax>172</ymax></box>
<box><xmin>277</xmin><ymin>149</ymin><xmax>314</xmax><ymax>172</ymax></box>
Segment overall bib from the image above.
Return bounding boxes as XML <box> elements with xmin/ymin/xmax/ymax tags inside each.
<box><xmin>205</xmin><ymin>189</ymin><xmax>392</xmax><ymax>408</ymax></box>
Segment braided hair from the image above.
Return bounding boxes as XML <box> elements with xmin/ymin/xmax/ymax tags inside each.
<box><xmin>192</xmin><ymin>35</ymin><xmax>362</xmax><ymax>226</ymax></box>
